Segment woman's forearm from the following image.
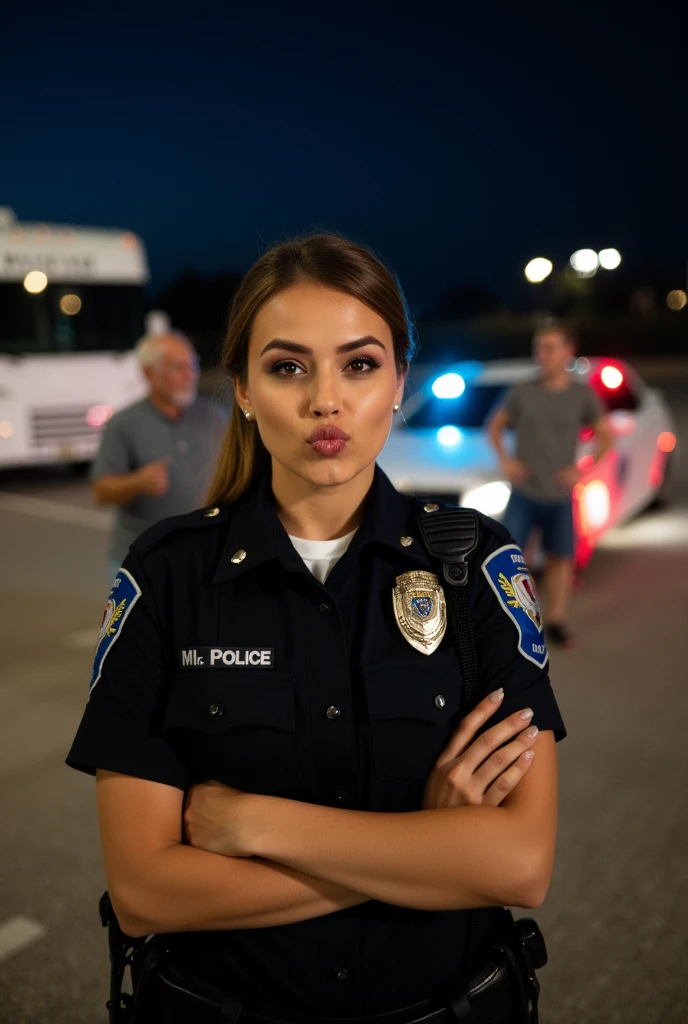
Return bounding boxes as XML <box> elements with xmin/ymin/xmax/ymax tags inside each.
<box><xmin>245</xmin><ymin>800</ymin><xmax>546</xmax><ymax>912</ymax></box>
<box><xmin>115</xmin><ymin>846</ymin><xmax>368</xmax><ymax>938</ymax></box>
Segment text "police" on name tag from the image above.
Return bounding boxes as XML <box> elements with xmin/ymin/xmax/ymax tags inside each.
<box><xmin>179</xmin><ymin>648</ymin><xmax>274</xmax><ymax>669</ymax></box>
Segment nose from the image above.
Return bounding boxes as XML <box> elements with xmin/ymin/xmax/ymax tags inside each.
<box><xmin>309</xmin><ymin>367</ymin><xmax>341</xmax><ymax>419</ymax></box>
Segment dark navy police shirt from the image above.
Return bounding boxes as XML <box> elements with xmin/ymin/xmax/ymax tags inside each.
<box><xmin>67</xmin><ymin>467</ymin><xmax>566</xmax><ymax>1016</ymax></box>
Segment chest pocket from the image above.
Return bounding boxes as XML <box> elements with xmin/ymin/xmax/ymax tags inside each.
<box><xmin>163</xmin><ymin>670</ymin><xmax>302</xmax><ymax>796</ymax></box>
<box><xmin>362</xmin><ymin>655</ymin><xmax>463</xmax><ymax>784</ymax></box>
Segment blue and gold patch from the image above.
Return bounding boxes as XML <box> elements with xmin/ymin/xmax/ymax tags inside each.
<box><xmin>482</xmin><ymin>545</ymin><xmax>548</xmax><ymax>668</ymax></box>
<box><xmin>89</xmin><ymin>568</ymin><xmax>142</xmax><ymax>692</ymax></box>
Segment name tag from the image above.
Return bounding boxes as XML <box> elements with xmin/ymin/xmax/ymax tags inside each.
<box><xmin>179</xmin><ymin>647</ymin><xmax>274</xmax><ymax>669</ymax></box>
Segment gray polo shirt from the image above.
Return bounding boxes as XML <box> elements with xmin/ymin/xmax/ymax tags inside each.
<box><xmin>91</xmin><ymin>396</ymin><xmax>227</xmax><ymax>564</ymax></box>
<box><xmin>501</xmin><ymin>379</ymin><xmax>604</xmax><ymax>502</ymax></box>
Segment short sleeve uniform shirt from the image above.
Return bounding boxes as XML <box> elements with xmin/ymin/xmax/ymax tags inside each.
<box><xmin>67</xmin><ymin>467</ymin><xmax>566</xmax><ymax>1017</ymax></box>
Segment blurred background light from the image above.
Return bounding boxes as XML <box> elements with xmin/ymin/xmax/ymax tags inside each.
<box><xmin>0</xmin><ymin>421</ymin><xmax>14</xmax><ymax>439</ymax></box>
<box><xmin>59</xmin><ymin>293</ymin><xmax>82</xmax><ymax>316</ymax></box>
<box><xmin>23</xmin><ymin>270</ymin><xmax>48</xmax><ymax>294</ymax></box>
<box><xmin>581</xmin><ymin>480</ymin><xmax>610</xmax><ymax>530</ymax></box>
<box><xmin>666</xmin><ymin>289</ymin><xmax>687</xmax><ymax>311</ymax></box>
<box><xmin>570</xmin><ymin>249</ymin><xmax>599</xmax><ymax>277</ymax></box>
<box><xmin>657</xmin><ymin>431</ymin><xmax>677</xmax><ymax>453</ymax></box>
<box><xmin>436</xmin><ymin>425</ymin><xmax>462</xmax><ymax>447</ymax></box>
<box><xmin>462</xmin><ymin>480</ymin><xmax>511</xmax><ymax>516</ymax></box>
<box><xmin>600</xmin><ymin>364</ymin><xmax>624</xmax><ymax>390</ymax></box>
<box><xmin>598</xmin><ymin>248</ymin><xmax>622</xmax><ymax>270</ymax></box>
<box><xmin>432</xmin><ymin>372</ymin><xmax>466</xmax><ymax>399</ymax></box>
<box><xmin>524</xmin><ymin>257</ymin><xmax>553</xmax><ymax>283</ymax></box>
<box><xmin>86</xmin><ymin>405</ymin><xmax>113</xmax><ymax>428</ymax></box>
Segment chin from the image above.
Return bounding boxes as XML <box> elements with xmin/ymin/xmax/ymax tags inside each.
<box><xmin>285</xmin><ymin>452</ymin><xmax>377</xmax><ymax>489</ymax></box>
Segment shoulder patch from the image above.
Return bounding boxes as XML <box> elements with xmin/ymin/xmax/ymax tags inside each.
<box><xmin>90</xmin><ymin>568</ymin><xmax>142</xmax><ymax>693</ymax></box>
<box><xmin>481</xmin><ymin>544</ymin><xmax>548</xmax><ymax>668</ymax></box>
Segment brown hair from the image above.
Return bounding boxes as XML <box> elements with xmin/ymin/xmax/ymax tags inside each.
<box><xmin>206</xmin><ymin>232</ymin><xmax>417</xmax><ymax>506</ymax></box>
<box><xmin>533</xmin><ymin>317</ymin><xmax>577</xmax><ymax>349</ymax></box>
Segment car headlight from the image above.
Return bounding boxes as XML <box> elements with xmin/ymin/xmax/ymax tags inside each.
<box><xmin>462</xmin><ymin>481</ymin><xmax>511</xmax><ymax>516</ymax></box>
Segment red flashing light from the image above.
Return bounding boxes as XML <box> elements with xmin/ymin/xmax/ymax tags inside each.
<box><xmin>579</xmin><ymin>426</ymin><xmax>594</xmax><ymax>442</ymax></box>
<box><xmin>86</xmin><ymin>404</ymin><xmax>113</xmax><ymax>428</ymax></box>
<box><xmin>600</xmin><ymin>365</ymin><xmax>624</xmax><ymax>390</ymax></box>
<box><xmin>657</xmin><ymin>431</ymin><xmax>676</xmax><ymax>453</ymax></box>
<box><xmin>577</xmin><ymin>455</ymin><xmax>594</xmax><ymax>472</ymax></box>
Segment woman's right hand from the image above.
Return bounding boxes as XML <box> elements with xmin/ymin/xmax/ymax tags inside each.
<box><xmin>422</xmin><ymin>690</ymin><xmax>539</xmax><ymax>810</ymax></box>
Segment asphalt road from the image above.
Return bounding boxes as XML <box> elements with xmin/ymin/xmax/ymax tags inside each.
<box><xmin>0</xmin><ymin>386</ymin><xmax>687</xmax><ymax>1024</ymax></box>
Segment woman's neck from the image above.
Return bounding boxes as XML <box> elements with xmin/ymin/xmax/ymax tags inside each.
<box><xmin>271</xmin><ymin>462</ymin><xmax>375</xmax><ymax>541</ymax></box>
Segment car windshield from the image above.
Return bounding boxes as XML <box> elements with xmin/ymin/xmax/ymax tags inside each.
<box><xmin>0</xmin><ymin>283</ymin><xmax>145</xmax><ymax>354</ymax></box>
<box><xmin>406</xmin><ymin>384</ymin><xmax>505</xmax><ymax>428</ymax></box>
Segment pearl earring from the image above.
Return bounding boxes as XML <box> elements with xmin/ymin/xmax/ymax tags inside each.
<box><xmin>393</xmin><ymin>404</ymin><xmax>401</xmax><ymax>413</ymax></box>
<box><xmin>244</xmin><ymin>410</ymin><xmax>251</xmax><ymax>421</ymax></box>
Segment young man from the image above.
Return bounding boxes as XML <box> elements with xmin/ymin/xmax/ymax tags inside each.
<box><xmin>488</xmin><ymin>322</ymin><xmax>613</xmax><ymax>645</ymax></box>
<box><xmin>91</xmin><ymin>330</ymin><xmax>227</xmax><ymax>582</ymax></box>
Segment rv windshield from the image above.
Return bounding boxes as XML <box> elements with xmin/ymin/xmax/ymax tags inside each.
<box><xmin>0</xmin><ymin>283</ymin><xmax>145</xmax><ymax>354</ymax></box>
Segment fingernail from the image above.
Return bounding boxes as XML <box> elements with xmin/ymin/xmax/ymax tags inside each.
<box><xmin>525</xmin><ymin>725</ymin><xmax>538</xmax><ymax>739</ymax></box>
<box><xmin>519</xmin><ymin>708</ymin><xmax>534</xmax><ymax>720</ymax></box>
<box><xmin>524</xmin><ymin>750</ymin><xmax>535</xmax><ymax>760</ymax></box>
<box><xmin>489</xmin><ymin>688</ymin><xmax>504</xmax><ymax>702</ymax></box>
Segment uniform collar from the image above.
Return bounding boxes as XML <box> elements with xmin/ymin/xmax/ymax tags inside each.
<box><xmin>210</xmin><ymin>465</ymin><xmax>432</xmax><ymax>586</ymax></box>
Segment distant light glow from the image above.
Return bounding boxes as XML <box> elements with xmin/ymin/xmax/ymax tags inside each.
<box><xmin>600</xmin><ymin>365</ymin><xmax>624</xmax><ymax>390</ymax></box>
<box><xmin>598</xmin><ymin>248</ymin><xmax>622</xmax><ymax>270</ymax></box>
<box><xmin>524</xmin><ymin>257</ymin><xmax>553</xmax><ymax>284</ymax></box>
<box><xmin>609</xmin><ymin>410</ymin><xmax>635</xmax><ymax>436</ymax></box>
<box><xmin>436</xmin><ymin>425</ymin><xmax>462</xmax><ymax>447</ymax></box>
<box><xmin>23</xmin><ymin>270</ymin><xmax>48</xmax><ymax>294</ymax></box>
<box><xmin>432</xmin><ymin>372</ymin><xmax>466</xmax><ymax>399</ymax></box>
<box><xmin>86</xmin><ymin>404</ymin><xmax>113</xmax><ymax>428</ymax></box>
<box><xmin>579</xmin><ymin>426</ymin><xmax>594</xmax><ymax>442</ymax></box>
<box><xmin>121</xmin><ymin>232</ymin><xmax>138</xmax><ymax>249</ymax></box>
<box><xmin>581</xmin><ymin>480</ymin><xmax>610</xmax><ymax>531</ymax></box>
<box><xmin>0</xmin><ymin>421</ymin><xmax>14</xmax><ymax>439</ymax></box>
<box><xmin>570</xmin><ymin>249</ymin><xmax>599</xmax><ymax>277</ymax></box>
<box><xmin>657</xmin><ymin>431</ymin><xmax>677</xmax><ymax>453</ymax></box>
<box><xmin>59</xmin><ymin>293</ymin><xmax>82</xmax><ymax>316</ymax></box>
<box><xmin>577</xmin><ymin>455</ymin><xmax>594</xmax><ymax>472</ymax></box>
<box><xmin>575</xmin><ymin>357</ymin><xmax>591</xmax><ymax>374</ymax></box>
<box><xmin>667</xmin><ymin>289</ymin><xmax>687</xmax><ymax>311</ymax></box>
<box><xmin>462</xmin><ymin>481</ymin><xmax>511</xmax><ymax>517</ymax></box>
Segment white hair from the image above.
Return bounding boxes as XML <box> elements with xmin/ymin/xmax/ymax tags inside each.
<box><xmin>134</xmin><ymin>331</ymin><xmax>194</xmax><ymax>369</ymax></box>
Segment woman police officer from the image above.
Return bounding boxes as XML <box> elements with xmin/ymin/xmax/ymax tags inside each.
<box><xmin>67</xmin><ymin>233</ymin><xmax>565</xmax><ymax>1023</ymax></box>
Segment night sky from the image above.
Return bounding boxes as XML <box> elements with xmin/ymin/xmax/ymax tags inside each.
<box><xmin>4</xmin><ymin>0</ymin><xmax>687</xmax><ymax>310</ymax></box>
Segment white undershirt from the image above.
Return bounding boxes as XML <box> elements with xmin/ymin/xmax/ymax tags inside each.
<box><xmin>288</xmin><ymin>529</ymin><xmax>358</xmax><ymax>584</ymax></box>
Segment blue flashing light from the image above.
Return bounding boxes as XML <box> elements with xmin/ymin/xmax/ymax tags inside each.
<box><xmin>432</xmin><ymin>372</ymin><xmax>466</xmax><ymax>399</ymax></box>
<box><xmin>436</xmin><ymin>425</ymin><xmax>462</xmax><ymax>447</ymax></box>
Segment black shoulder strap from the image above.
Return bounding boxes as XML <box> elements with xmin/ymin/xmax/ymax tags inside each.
<box><xmin>416</xmin><ymin>506</ymin><xmax>480</xmax><ymax>710</ymax></box>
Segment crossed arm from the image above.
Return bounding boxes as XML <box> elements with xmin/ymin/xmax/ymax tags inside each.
<box><xmin>97</xmin><ymin>697</ymin><xmax>558</xmax><ymax>939</ymax></box>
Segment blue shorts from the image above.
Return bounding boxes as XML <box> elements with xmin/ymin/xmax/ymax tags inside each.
<box><xmin>502</xmin><ymin>490</ymin><xmax>575</xmax><ymax>558</ymax></box>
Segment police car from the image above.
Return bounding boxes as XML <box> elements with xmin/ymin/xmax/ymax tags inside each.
<box><xmin>378</xmin><ymin>357</ymin><xmax>678</xmax><ymax>568</ymax></box>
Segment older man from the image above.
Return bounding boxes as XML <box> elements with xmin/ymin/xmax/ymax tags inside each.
<box><xmin>92</xmin><ymin>329</ymin><xmax>227</xmax><ymax>580</ymax></box>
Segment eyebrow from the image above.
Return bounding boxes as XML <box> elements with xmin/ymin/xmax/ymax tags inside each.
<box><xmin>259</xmin><ymin>336</ymin><xmax>387</xmax><ymax>358</ymax></box>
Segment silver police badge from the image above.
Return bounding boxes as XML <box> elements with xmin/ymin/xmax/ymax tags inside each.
<box><xmin>392</xmin><ymin>570</ymin><xmax>447</xmax><ymax>655</ymax></box>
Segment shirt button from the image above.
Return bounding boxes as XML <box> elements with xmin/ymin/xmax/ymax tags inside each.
<box><xmin>332</xmin><ymin>967</ymin><xmax>349</xmax><ymax>983</ymax></box>
<box><xmin>434</xmin><ymin>694</ymin><xmax>446</xmax><ymax>709</ymax></box>
<box><xmin>208</xmin><ymin>703</ymin><xmax>224</xmax><ymax>717</ymax></box>
<box><xmin>319</xmin><ymin>602</ymin><xmax>332</xmax><ymax>615</ymax></box>
<box><xmin>333</xmin><ymin>791</ymin><xmax>347</xmax><ymax>804</ymax></box>
<box><xmin>326</xmin><ymin>705</ymin><xmax>341</xmax><ymax>720</ymax></box>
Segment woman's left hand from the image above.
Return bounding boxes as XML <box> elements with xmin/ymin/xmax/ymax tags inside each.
<box><xmin>184</xmin><ymin>780</ymin><xmax>255</xmax><ymax>857</ymax></box>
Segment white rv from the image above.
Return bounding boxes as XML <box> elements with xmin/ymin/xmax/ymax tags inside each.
<box><xmin>0</xmin><ymin>207</ymin><xmax>149</xmax><ymax>467</ymax></box>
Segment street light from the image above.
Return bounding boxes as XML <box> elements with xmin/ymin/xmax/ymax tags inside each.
<box><xmin>570</xmin><ymin>249</ymin><xmax>599</xmax><ymax>277</ymax></box>
<box><xmin>598</xmin><ymin>248</ymin><xmax>622</xmax><ymax>270</ymax></box>
<box><xmin>524</xmin><ymin>257</ymin><xmax>553</xmax><ymax>283</ymax></box>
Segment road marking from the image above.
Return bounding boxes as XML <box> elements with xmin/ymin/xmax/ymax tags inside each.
<box><xmin>0</xmin><ymin>915</ymin><xmax>46</xmax><ymax>963</ymax></box>
<box><xmin>0</xmin><ymin>492</ymin><xmax>111</xmax><ymax>531</ymax></box>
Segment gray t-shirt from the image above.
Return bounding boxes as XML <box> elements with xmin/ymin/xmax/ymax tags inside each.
<box><xmin>501</xmin><ymin>379</ymin><xmax>604</xmax><ymax>502</ymax></box>
<box><xmin>91</xmin><ymin>396</ymin><xmax>227</xmax><ymax>563</ymax></box>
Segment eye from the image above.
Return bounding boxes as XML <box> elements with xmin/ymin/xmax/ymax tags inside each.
<box><xmin>346</xmin><ymin>356</ymin><xmax>380</xmax><ymax>373</ymax></box>
<box><xmin>271</xmin><ymin>360</ymin><xmax>305</xmax><ymax>377</ymax></box>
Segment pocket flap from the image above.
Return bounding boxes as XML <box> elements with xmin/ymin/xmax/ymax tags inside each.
<box><xmin>164</xmin><ymin>671</ymin><xmax>295</xmax><ymax>733</ymax></box>
<box><xmin>362</xmin><ymin>659</ymin><xmax>462</xmax><ymax>724</ymax></box>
